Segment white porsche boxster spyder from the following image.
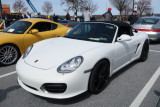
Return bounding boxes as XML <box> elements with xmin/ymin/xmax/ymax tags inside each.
<box><xmin>16</xmin><ymin>21</ymin><xmax>149</xmax><ymax>99</ymax></box>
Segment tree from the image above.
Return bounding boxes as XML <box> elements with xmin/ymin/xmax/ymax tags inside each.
<box><xmin>109</xmin><ymin>0</ymin><xmax>133</xmax><ymax>19</ymax></box>
<box><xmin>12</xmin><ymin>0</ymin><xmax>28</xmax><ymax>14</ymax></box>
<box><xmin>144</xmin><ymin>7</ymin><xmax>152</xmax><ymax>16</ymax></box>
<box><xmin>83</xmin><ymin>0</ymin><xmax>98</xmax><ymax>14</ymax></box>
<box><xmin>122</xmin><ymin>5</ymin><xmax>132</xmax><ymax>17</ymax></box>
<box><xmin>42</xmin><ymin>1</ymin><xmax>53</xmax><ymax>15</ymax></box>
<box><xmin>135</xmin><ymin>0</ymin><xmax>151</xmax><ymax>16</ymax></box>
<box><xmin>60</xmin><ymin>0</ymin><xmax>84</xmax><ymax>15</ymax></box>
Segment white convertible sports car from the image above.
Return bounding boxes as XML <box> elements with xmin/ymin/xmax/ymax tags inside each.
<box><xmin>16</xmin><ymin>21</ymin><xmax>149</xmax><ymax>99</ymax></box>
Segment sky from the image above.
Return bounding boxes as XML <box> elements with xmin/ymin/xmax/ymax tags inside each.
<box><xmin>2</xmin><ymin>0</ymin><xmax>160</xmax><ymax>16</ymax></box>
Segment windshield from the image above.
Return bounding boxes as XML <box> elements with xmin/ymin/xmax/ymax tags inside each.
<box><xmin>65</xmin><ymin>23</ymin><xmax>117</xmax><ymax>43</ymax></box>
<box><xmin>135</xmin><ymin>18</ymin><xmax>159</xmax><ymax>24</ymax></box>
<box><xmin>3</xmin><ymin>21</ymin><xmax>32</xmax><ymax>34</ymax></box>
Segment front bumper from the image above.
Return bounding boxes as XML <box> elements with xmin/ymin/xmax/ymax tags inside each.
<box><xmin>16</xmin><ymin>58</ymin><xmax>90</xmax><ymax>99</ymax></box>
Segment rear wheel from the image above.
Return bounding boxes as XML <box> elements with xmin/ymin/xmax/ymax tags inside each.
<box><xmin>139</xmin><ymin>40</ymin><xmax>149</xmax><ymax>62</ymax></box>
<box><xmin>0</xmin><ymin>44</ymin><xmax>20</xmax><ymax>66</ymax></box>
<box><xmin>89</xmin><ymin>60</ymin><xmax>109</xmax><ymax>94</ymax></box>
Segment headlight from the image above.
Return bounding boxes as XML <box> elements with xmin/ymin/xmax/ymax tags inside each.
<box><xmin>57</xmin><ymin>56</ymin><xmax>83</xmax><ymax>73</ymax></box>
<box><xmin>22</xmin><ymin>45</ymin><xmax>33</xmax><ymax>59</ymax></box>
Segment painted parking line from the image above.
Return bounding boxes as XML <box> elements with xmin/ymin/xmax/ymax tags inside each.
<box><xmin>0</xmin><ymin>71</ymin><xmax>16</xmax><ymax>79</ymax></box>
<box><xmin>150</xmin><ymin>50</ymin><xmax>160</xmax><ymax>53</ymax></box>
<box><xmin>130</xmin><ymin>66</ymin><xmax>160</xmax><ymax>107</ymax></box>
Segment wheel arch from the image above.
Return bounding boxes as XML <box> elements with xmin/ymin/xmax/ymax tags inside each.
<box><xmin>0</xmin><ymin>43</ymin><xmax>22</xmax><ymax>56</ymax></box>
<box><xmin>88</xmin><ymin>58</ymin><xmax>111</xmax><ymax>93</ymax></box>
<box><xmin>93</xmin><ymin>58</ymin><xmax>111</xmax><ymax>77</ymax></box>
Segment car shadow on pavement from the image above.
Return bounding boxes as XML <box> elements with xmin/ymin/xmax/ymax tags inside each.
<box><xmin>36</xmin><ymin>91</ymin><xmax>92</xmax><ymax>105</ymax></box>
<box><xmin>0</xmin><ymin>65</ymin><xmax>8</xmax><ymax>67</ymax></box>
<box><xmin>154</xmin><ymin>90</ymin><xmax>160</xmax><ymax>97</ymax></box>
<box><xmin>0</xmin><ymin>64</ymin><xmax>15</xmax><ymax>68</ymax></box>
<box><xmin>0</xmin><ymin>85</ymin><xmax>20</xmax><ymax>103</ymax></box>
<box><xmin>155</xmin><ymin>90</ymin><xmax>160</xmax><ymax>107</ymax></box>
<box><xmin>150</xmin><ymin>41</ymin><xmax>160</xmax><ymax>45</ymax></box>
<box><xmin>109</xmin><ymin>60</ymin><xmax>139</xmax><ymax>82</ymax></box>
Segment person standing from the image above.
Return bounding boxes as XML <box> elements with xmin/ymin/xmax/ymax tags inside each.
<box><xmin>53</xmin><ymin>15</ymin><xmax>59</xmax><ymax>22</ymax></box>
<box><xmin>24</xmin><ymin>12</ymin><xmax>30</xmax><ymax>19</ymax></box>
<box><xmin>72</xmin><ymin>12</ymin><xmax>77</xmax><ymax>21</ymax></box>
<box><xmin>66</xmin><ymin>12</ymin><xmax>71</xmax><ymax>20</ymax></box>
<box><xmin>83</xmin><ymin>7</ymin><xmax>92</xmax><ymax>22</ymax></box>
<box><xmin>103</xmin><ymin>8</ymin><xmax>113</xmax><ymax>21</ymax></box>
<box><xmin>128</xmin><ymin>11</ymin><xmax>138</xmax><ymax>25</ymax></box>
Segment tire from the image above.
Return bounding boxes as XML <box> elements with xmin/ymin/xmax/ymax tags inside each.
<box><xmin>0</xmin><ymin>44</ymin><xmax>20</xmax><ymax>66</ymax></box>
<box><xmin>139</xmin><ymin>40</ymin><xmax>149</xmax><ymax>62</ymax></box>
<box><xmin>88</xmin><ymin>60</ymin><xmax>109</xmax><ymax>94</ymax></box>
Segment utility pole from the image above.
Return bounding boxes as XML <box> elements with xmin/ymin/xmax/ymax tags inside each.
<box><xmin>106</xmin><ymin>2</ymin><xmax>107</xmax><ymax>12</ymax></box>
<box><xmin>133</xmin><ymin>0</ymin><xmax>135</xmax><ymax>11</ymax></box>
<box><xmin>0</xmin><ymin>0</ymin><xmax>3</xmax><ymax>19</ymax></box>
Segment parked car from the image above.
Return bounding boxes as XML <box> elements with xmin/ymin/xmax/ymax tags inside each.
<box><xmin>114</xmin><ymin>17</ymin><xmax>126</xmax><ymax>21</ymax></box>
<box><xmin>0</xmin><ymin>19</ymin><xmax>5</xmax><ymax>31</ymax></box>
<box><xmin>52</xmin><ymin>16</ymin><xmax>65</xmax><ymax>23</ymax></box>
<box><xmin>59</xmin><ymin>20</ymin><xmax>80</xmax><ymax>28</ymax></box>
<box><xmin>16</xmin><ymin>21</ymin><xmax>149</xmax><ymax>99</ymax></box>
<box><xmin>0</xmin><ymin>18</ymin><xmax>71</xmax><ymax>66</ymax></box>
<box><xmin>132</xmin><ymin>17</ymin><xmax>160</xmax><ymax>41</ymax></box>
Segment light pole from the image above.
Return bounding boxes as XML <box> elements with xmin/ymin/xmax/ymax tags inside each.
<box><xmin>133</xmin><ymin>0</ymin><xmax>135</xmax><ymax>11</ymax></box>
<box><xmin>0</xmin><ymin>0</ymin><xmax>2</xmax><ymax>19</ymax></box>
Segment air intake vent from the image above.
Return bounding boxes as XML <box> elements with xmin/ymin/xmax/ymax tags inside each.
<box><xmin>41</xmin><ymin>83</ymin><xmax>67</xmax><ymax>93</ymax></box>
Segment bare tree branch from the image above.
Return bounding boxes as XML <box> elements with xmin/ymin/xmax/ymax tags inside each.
<box><xmin>42</xmin><ymin>1</ymin><xmax>53</xmax><ymax>15</ymax></box>
<box><xmin>144</xmin><ymin>7</ymin><xmax>152</xmax><ymax>16</ymax></box>
<box><xmin>122</xmin><ymin>5</ymin><xmax>132</xmax><ymax>16</ymax></box>
<box><xmin>135</xmin><ymin>0</ymin><xmax>151</xmax><ymax>16</ymax></box>
<box><xmin>12</xmin><ymin>0</ymin><xmax>27</xmax><ymax>14</ymax></box>
<box><xmin>60</xmin><ymin>0</ymin><xmax>84</xmax><ymax>15</ymax></box>
<box><xmin>82</xmin><ymin>0</ymin><xmax>98</xmax><ymax>14</ymax></box>
<box><xmin>109</xmin><ymin>0</ymin><xmax>132</xmax><ymax>19</ymax></box>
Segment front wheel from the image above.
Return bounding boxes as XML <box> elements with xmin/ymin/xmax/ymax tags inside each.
<box><xmin>88</xmin><ymin>60</ymin><xmax>109</xmax><ymax>94</ymax></box>
<box><xmin>139</xmin><ymin>40</ymin><xmax>149</xmax><ymax>62</ymax></box>
<box><xmin>0</xmin><ymin>45</ymin><xmax>20</xmax><ymax>66</ymax></box>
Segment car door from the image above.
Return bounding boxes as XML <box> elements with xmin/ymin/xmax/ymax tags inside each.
<box><xmin>113</xmin><ymin>26</ymin><xmax>137</xmax><ymax>71</ymax></box>
<box><xmin>130</xmin><ymin>31</ymin><xmax>142</xmax><ymax>61</ymax></box>
<box><xmin>24</xmin><ymin>22</ymin><xmax>58</xmax><ymax>49</ymax></box>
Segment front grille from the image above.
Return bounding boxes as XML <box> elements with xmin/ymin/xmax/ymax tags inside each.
<box><xmin>41</xmin><ymin>83</ymin><xmax>67</xmax><ymax>93</ymax></box>
<box><xmin>23</xmin><ymin>82</ymin><xmax>38</xmax><ymax>91</ymax></box>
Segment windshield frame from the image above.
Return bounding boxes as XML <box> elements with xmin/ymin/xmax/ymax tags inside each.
<box><xmin>64</xmin><ymin>22</ymin><xmax>118</xmax><ymax>43</ymax></box>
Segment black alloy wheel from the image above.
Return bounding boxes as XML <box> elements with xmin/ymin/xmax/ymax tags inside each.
<box><xmin>0</xmin><ymin>44</ymin><xmax>20</xmax><ymax>66</ymax></box>
<box><xmin>89</xmin><ymin>60</ymin><xmax>109</xmax><ymax>94</ymax></box>
<box><xmin>139</xmin><ymin>40</ymin><xmax>149</xmax><ymax>62</ymax></box>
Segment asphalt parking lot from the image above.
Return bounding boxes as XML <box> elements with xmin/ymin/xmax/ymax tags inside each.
<box><xmin>0</xmin><ymin>41</ymin><xmax>160</xmax><ymax>107</ymax></box>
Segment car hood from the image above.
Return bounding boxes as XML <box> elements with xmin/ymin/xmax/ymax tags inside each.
<box><xmin>24</xmin><ymin>37</ymin><xmax>106</xmax><ymax>70</ymax></box>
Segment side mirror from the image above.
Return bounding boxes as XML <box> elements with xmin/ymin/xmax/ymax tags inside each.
<box><xmin>117</xmin><ymin>34</ymin><xmax>132</xmax><ymax>42</ymax></box>
<box><xmin>132</xmin><ymin>29</ymin><xmax>138</xmax><ymax>33</ymax></box>
<box><xmin>29</xmin><ymin>29</ymin><xmax>39</xmax><ymax>34</ymax></box>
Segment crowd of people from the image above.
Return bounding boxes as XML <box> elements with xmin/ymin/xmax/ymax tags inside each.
<box><xmin>61</xmin><ymin>7</ymin><xmax>138</xmax><ymax>25</ymax></box>
<box><xmin>1</xmin><ymin>7</ymin><xmax>139</xmax><ymax>27</ymax></box>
